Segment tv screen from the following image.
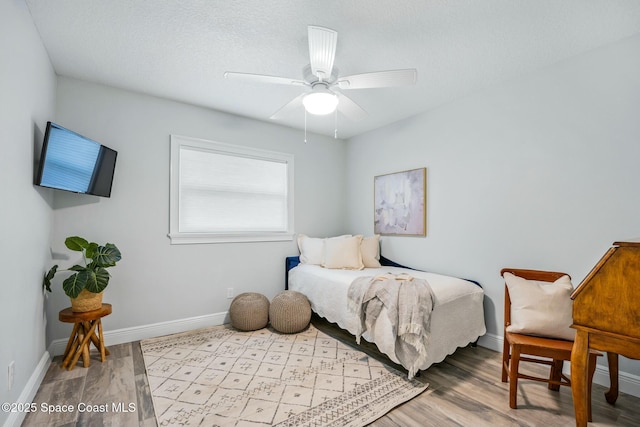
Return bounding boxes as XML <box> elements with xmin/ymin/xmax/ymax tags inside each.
<box><xmin>35</xmin><ymin>122</ymin><xmax>117</xmax><ymax>197</ymax></box>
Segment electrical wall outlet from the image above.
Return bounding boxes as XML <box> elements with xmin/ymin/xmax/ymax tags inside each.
<box><xmin>227</xmin><ymin>288</ymin><xmax>234</xmax><ymax>299</ymax></box>
<box><xmin>8</xmin><ymin>361</ymin><xmax>15</xmax><ymax>391</ymax></box>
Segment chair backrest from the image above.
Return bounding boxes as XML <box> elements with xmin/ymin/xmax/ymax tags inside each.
<box><xmin>500</xmin><ymin>268</ymin><xmax>571</xmax><ymax>329</ymax></box>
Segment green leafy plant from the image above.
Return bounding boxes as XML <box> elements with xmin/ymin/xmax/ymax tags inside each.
<box><xmin>43</xmin><ymin>236</ymin><xmax>122</xmax><ymax>298</ymax></box>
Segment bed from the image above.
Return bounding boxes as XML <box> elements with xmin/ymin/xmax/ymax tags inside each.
<box><xmin>286</xmin><ymin>255</ymin><xmax>486</xmax><ymax>377</ymax></box>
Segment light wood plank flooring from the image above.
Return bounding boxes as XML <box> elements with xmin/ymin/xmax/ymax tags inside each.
<box><xmin>22</xmin><ymin>340</ymin><xmax>155</xmax><ymax>427</ymax></box>
<box><xmin>23</xmin><ymin>316</ymin><xmax>640</xmax><ymax>426</ymax></box>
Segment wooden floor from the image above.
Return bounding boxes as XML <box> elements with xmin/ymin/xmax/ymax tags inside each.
<box><xmin>23</xmin><ymin>316</ymin><xmax>640</xmax><ymax>426</ymax></box>
<box><xmin>23</xmin><ymin>340</ymin><xmax>156</xmax><ymax>427</ymax></box>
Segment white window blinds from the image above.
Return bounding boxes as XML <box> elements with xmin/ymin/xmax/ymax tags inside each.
<box><xmin>169</xmin><ymin>135</ymin><xmax>294</xmax><ymax>244</ymax></box>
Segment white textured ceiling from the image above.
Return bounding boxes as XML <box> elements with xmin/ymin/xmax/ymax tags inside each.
<box><xmin>25</xmin><ymin>0</ymin><xmax>640</xmax><ymax>139</ymax></box>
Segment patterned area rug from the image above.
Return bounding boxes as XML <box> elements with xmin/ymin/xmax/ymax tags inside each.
<box><xmin>141</xmin><ymin>324</ymin><xmax>428</xmax><ymax>426</ymax></box>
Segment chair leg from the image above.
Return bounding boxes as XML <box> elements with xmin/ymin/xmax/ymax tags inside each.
<box><xmin>509</xmin><ymin>345</ymin><xmax>521</xmax><ymax>409</ymax></box>
<box><xmin>549</xmin><ymin>359</ymin><xmax>563</xmax><ymax>391</ymax></box>
<box><xmin>502</xmin><ymin>337</ymin><xmax>510</xmax><ymax>383</ymax></box>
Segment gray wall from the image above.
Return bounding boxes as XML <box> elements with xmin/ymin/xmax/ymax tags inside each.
<box><xmin>0</xmin><ymin>1</ymin><xmax>56</xmax><ymax>425</ymax></box>
<box><xmin>46</xmin><ymin>77</ymin><xmax>348</xmax><ymax>344</ymax></box>
<box><xmin>346</xmin><ymin>34</ymin><xmax>640</xmax><ymax>376</ymax></box>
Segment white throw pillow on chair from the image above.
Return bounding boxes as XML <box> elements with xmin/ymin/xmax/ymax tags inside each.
<box><xmin>504</xmin><ymin>272</ymin><xmax>575</xmax><ymax>341</ymax></box>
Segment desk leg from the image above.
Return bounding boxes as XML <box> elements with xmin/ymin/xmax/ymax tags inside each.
<box><xmin>605</xmin><ymin>352</ymin><xmax>619</xmax><ymax>404</ymax></box>
<box><xmin>571</xmin><ymin>330</ymin><xmax>590</xmax><ymax>427</ymax></box>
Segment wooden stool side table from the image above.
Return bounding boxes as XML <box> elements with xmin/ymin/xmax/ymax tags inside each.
<box><xmin>58</xmin><ymin>303</ymin><xmax>112</xmax><ymax>371</ymax></box>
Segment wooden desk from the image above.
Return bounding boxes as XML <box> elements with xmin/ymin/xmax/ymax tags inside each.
<box><xmin>58</xmin><ymin>303</ymin><xmax>112</xmax><ymax>371</ymax></box>
<box><xmin>571</xmin><ymin>241</ymin><xmax>640</xmax><ymax>427</ymax></box>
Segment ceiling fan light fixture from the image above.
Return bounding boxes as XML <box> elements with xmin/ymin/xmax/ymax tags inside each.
<box><xmin>225</xmin><ymin>26</ymin><xmax>417</xmax><ymax>125</ymax></box>
<box><xmin>303</xmin><ymin>91</ymin><xmax>339</xmax><ymax>115</ymax></box>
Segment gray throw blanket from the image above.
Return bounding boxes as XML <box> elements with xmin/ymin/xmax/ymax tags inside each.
<box><xmin>347</xmin><ymin>273</ymin><xmax>435</xmax><ymax>379</ymax></box>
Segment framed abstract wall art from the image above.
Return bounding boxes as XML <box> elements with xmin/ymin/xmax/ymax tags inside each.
<box><xmin>374</xmin><ymin>167</ymin><xmax>426</xmax><ymax>236</ymax></box>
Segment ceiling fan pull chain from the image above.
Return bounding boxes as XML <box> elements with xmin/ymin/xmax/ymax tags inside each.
<box><xmin>304</xmin><ymin>108</ymin><xmax>308</xmax><ymax>143</ymax></box>
<box><xmin>334</xmin><ymin>108</ymin><xmax>338</xmax><ymax>139</ymax></box>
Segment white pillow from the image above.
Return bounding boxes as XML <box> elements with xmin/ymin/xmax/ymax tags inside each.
<box><xmin>322</xmin><ymin>235</ymin><xmax>364</xmax><ymax>270</ymax></box>
<box><xmin>297</xmin><ymin>235</ymin><xmax>324</xmax><ymax>265</ymax></box>
<box><xmin>297</xmin><ymin>234</ymin><xmax>352</xmax><ymax>265</ymax></box>
<box><xmin>361</xmin><ymin>235</ymin><xmax>381</xmax><ymax>268</ymax></box>
<box><xmin>321</xmin><ymin>235</ymin><xmax>355</xmax><ymax>266</ymax></box>
<box><xmin>504</xmin><ymin>272</ymin><xmax>575</xmax><ymax>341</ymax></box>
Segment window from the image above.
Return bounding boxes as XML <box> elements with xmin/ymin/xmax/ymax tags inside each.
<box><xmin>169</xmin><ymin>135</ymin><xmax>294</xmax><ymax>244</ymax></box>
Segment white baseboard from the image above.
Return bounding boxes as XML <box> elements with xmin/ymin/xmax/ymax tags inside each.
<box><xmin>477</xmin><ymin>332</ymin><xmax>502</xmax><ymax>353</ymax></box>
<box><xmin>2</xmin><ymin>352</ymin><xmax>51</xmax><ymax>427</ymax></box>
<box><xmin>587</xmin><ymin>359</ymin><xmax>640</xmax><ymax>399</ymax></box>
<box><xmin>477</xmin><ymin>332</ymin><xmax>640</xmax><ymax>398</ymax></box>
<box><xmin>47</xmin><ymin>310</ymin><xmax>229</xmax><ymax>356</ymax></box>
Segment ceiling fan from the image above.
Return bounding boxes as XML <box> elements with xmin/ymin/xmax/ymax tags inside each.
<box><xmin>224</xmin><ymin>26</ymin><xmax>417</xmax><ymax>122</ymax></box>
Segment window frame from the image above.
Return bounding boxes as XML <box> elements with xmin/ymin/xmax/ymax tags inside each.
<box><xmin>169</xmin><ymin>134</ymin><xmax>294</xmax><ymax>244</ymax></box>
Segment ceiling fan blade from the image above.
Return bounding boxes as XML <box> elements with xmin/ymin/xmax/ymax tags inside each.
<box><xmin>337</xmin><ymin>93</ymin><xmax>367</xmax><ymax>121</ymax></box>
<box><xmin>337</xmin><ymin>69</ymin><xmax>417</xmax><ymax>89</ymax></box>
<box><xmin>224</xmin><ymin>72</ymin><xmax>306</xmax><ymax>86</ymax></box>
<box><xmin>308</xmin><ymin>26</ymin><xmax>337</xmax><ymax>81</ymax></box>
<box><xmin>269</xmin><ymin>93</ymin><xmax>306</xmax><ymax>120</ymax></box>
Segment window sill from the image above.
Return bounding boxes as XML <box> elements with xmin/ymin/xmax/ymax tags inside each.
<box><xmin>168</xmin><ymin>232</ymin><xmax>294</xmax><ymax>245</ymax></box>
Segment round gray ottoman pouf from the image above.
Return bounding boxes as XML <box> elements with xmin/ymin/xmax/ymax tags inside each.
<box><xmin>229</xmin><ymin>292</ymin><xmax>270</xmax><ymax>331</ymax></box>
<box><xmin>269</xmin><ymin>291</ymin><xmax>312</xmax><ymax>334</ymax></box>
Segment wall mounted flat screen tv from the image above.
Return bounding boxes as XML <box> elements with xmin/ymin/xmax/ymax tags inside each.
<box><xmin>35</xmin><ymin>122</ymin><xmax>117</xmax><ymax>197</ymax></box>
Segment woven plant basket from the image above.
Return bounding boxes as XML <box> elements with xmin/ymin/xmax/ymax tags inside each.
<box><xmin>71</xmin><ymin>289</ymin><xmax>104</xmax><ymax>312</ymax></box>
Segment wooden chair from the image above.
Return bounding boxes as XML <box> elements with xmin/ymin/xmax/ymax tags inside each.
<box><xmin>500</xmin><ymin>268</ymin><xmax>601</xmax><ymax>420</ymax></box>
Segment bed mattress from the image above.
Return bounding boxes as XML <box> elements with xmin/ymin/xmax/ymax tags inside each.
<box><xmin>288</xmin><ymin>264</ymin><xmax>486</xmax><ymax>372</ymax></box>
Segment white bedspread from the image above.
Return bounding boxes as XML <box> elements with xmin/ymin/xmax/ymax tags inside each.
<box><xmin>288</xmin><ymin>264</ymin><xmax>486</xmax><ymax>373</ymax></box>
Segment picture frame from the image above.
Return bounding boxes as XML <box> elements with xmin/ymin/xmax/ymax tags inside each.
<box><xmin>374</xmin><ymin>167</ymin><xmax>426</xmax><ymax>236</ymax></box>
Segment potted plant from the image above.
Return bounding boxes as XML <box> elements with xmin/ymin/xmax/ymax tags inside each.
<box><xmin>43</xmin><ymin>236</ymin><xmax>122</xmax><ymax>312</ymax></box>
